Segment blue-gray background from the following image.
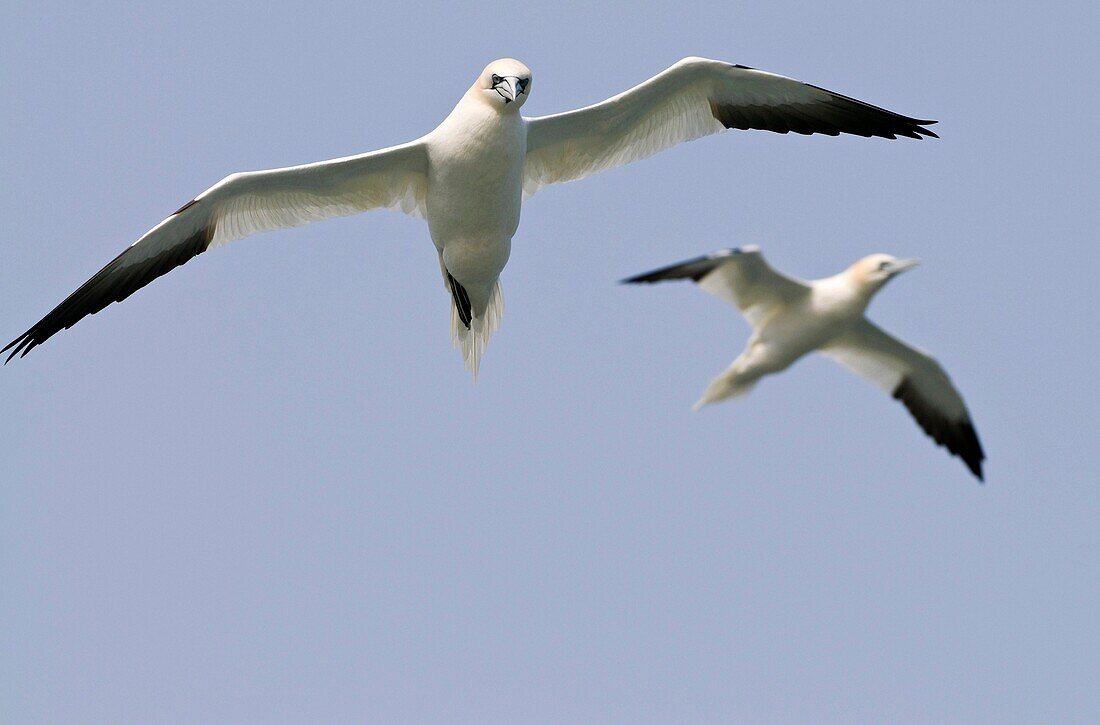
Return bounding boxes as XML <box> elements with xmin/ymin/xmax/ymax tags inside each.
<box><xmin>2</xmin><ymin>2</ymin><xmax>1097</xmax><ymax>722</ymax></box>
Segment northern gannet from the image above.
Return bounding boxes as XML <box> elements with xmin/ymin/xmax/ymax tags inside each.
<box><xmin>5</xmin><ymin>58</ymin><xmax>936</xmax><ymax>375</ymax></box>
<box><xmin>623</xmin><ymin>247</ymin><xmax>985</xmax><ymax>480</ymax></box>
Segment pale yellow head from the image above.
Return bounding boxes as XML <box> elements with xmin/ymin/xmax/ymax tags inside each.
<box><xmin>849</xmin><ymin>253</ymin><xmax>922</xmax><ymax>294</ymax></box>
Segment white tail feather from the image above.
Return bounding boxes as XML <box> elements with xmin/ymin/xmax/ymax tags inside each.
<box><xmin>451</xmin><ymin>281</ymin><xmax>504</xmax><ymax>380</ymax></box>
<box><xmin>692</xmin><ymin>373</ymin><xmax>757</xmax><ymax>411</ymax></box>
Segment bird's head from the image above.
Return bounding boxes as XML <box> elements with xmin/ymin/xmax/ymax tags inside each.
<box><xmin>852</xmin><ymin>253</ymin><xmax>921</xmax><ymax>294</ymax></box>
<box><xmin>476</xmin><ymin>59</ymin><xmax>532</xmax><ymax>111</ymax></box>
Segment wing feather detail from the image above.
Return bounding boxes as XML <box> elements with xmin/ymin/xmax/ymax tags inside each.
<box><xmin>4</xmin><ymin>141</ymin><xmax>428</xmax><ymax>360</ymax></box>
<box><xmin>524</xmin><ymin>57</ymin><xmax>935</xmax><ymax>195</ymax></box>
<box><xmin>623</xmin><ymin>246</ymin><xmax>809</xmax><ymax>326</ymax></box>
<box><xmin>821</xmin><ymin>319</ymin><xmax>985</xmax><ymax>480</ymax></box>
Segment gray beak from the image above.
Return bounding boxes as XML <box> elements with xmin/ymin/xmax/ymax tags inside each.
<box><xmin>495</xmin><ymin>76</ymin><xmax>521</xmax><ymax>103</ymax></box>
<box><xmin>890</xmin><ymin>258</ymin><xmax>921</xmax><ymax>274</ymax></box>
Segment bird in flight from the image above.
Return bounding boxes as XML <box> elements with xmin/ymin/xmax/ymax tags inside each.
<box><xmin>623</xmin><ymin>247</ymin><xmax>985</xmax><ymax>480</ymax></box>
<box><xmin>4</xmin><ymin>57</ymin><xmax>936</xmax><ymax>375</ymax></box>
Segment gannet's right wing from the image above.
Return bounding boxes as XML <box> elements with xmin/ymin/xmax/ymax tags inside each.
<box><xmin>622</xmin><ymin>246</ymin><xmax>809</xmax><ymax>326</ymax></box>
<box><xmin>821</xmin><ymin>319</ymin><xmax>985</xmax><ymax>480</ymax></box>
<box><xmin>5</xmin><ymin>141</ymin><xmax>428</xmax><ymax>361</ymax></box>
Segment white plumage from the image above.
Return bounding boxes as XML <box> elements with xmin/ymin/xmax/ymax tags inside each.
<box><xmin>5</xmin><ymin>57</ymin><xmax>935</xmax><ymax>376</ymax></box>
<box><xmin>624</xmin><ymin>247</ymin><xmax>985</xmax><ymax>480</ymax></box>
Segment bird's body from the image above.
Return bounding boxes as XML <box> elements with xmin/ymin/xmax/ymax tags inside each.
<box><xmin>422</xmin><ymin>75</ymin><xmax>530</xmax><ymax>366</ymax></box>
<box><xmin>624</xmin><ymin>247</ymin><xmax>985</xmax><ymax>480</ymax></box>
<box><xmin>5</xmin><ymin>57</ymin><xmax>937</xmax><ymax>375</ymax></box>
<box><xmin>738</xmin><ymin>268</ymin><xmax>879</xmax><ymax>381</ymax></box>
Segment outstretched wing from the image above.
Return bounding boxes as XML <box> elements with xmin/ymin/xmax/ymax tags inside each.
<box><xmin>4</xmin><ymin>141</ymin><xmax>428</xmax><ymax>361</ymax></box>
<box><xmin>523</xmin><ymin>57</ymin><xmax>936</xmax><ymax>194</ymax></box>
<box><xmin>622</xmin><ymin>246</ymin><xmax>809</xmax><ymax>326</ymax></box>
<box><xmin>821</xmin><ymin>319</ymin><xmax>985</xmax><ymax>480</ymax></box>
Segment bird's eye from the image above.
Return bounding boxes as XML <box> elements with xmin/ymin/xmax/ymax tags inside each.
<box><xmin>517</xmin><ymin>78</ymin><xmax>529</xmax><ymax>91</ymax></box>
<box><xmin>491</xmin><ymin>74</ymin><xmax>502</xmax><ymax>85</ymax></box>
<box><xmin>878</xmin><ymin>261</ymin><xmax>891</xmax><ymax>271</ymax></box>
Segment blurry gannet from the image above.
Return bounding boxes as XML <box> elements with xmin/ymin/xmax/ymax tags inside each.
<box><xmin>5</xmin><ymin>58</ymin><xmax>936</xmax><ymax>376</ymax></box>
<box><xmin>623</xmin><ymin>247</ymin><xmax>985</xmax><ymax>480</ymax></box>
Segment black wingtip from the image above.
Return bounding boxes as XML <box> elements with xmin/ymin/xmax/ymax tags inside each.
<box><xmin>893</xmin><ymin>378</ymin><xmax>986</xmax><ymax>483</ymax></box>
<box><xmin>622</xmin><ymin>249</ymin><xmax>742</xmax><ymax>286</ymax></box>
<box><xmin>963</xmin><ymin>446</ymin><xmax>985</xmax><ymax>483</ymax></box>
<box><xmin>960</xmin><ymin>422</ymin><xmax>986</xmax><ymax>482</ymax></box>
<box><xmin>962</xmin><ymin>453</ymin><xmax>985</xmax><ymax>482</ymax></box>
<box><xmin>914</xmin><ymin>121</ymin><xmax>939</xmax><ymax>139</ymax></box>
<box><xmin>2</xmin><ymin>334</ymin><xmax>30</xmax><ymax>365</ymax></box>
<box><xmin>620</xmin><ymin>267</ymin><xmax>692</xmax><ymax>285</ymax></box>
<box><xmin>2</xmin><ymin>222</ymin><xmax>214</xmax><ymax>365</ymax></box>
<box><xmin>620</xmin><ymin>266</ymin><xmax>673</xmax><ymax>285</ymax></box>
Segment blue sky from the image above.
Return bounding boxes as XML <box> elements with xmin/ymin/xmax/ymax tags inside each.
<box><xmin>2</xmin><ymin>1</ymin><xmax>1098</xmax><ymax>722</ymax></box>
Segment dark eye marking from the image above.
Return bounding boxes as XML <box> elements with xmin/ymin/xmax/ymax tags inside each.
<box><xmin>517</xmin><ymin>78</ymin><xmax>529</xmax><ymax>92</ymax></box>
<box><xmin>491</xmin><ymin>74</ymin><xmax>502</xmax><ymax>85</ymax></box>
<box><xmin>878</xmin><ymin>260</ymin><xmax>891</xmax><ymax>271</ymax></box>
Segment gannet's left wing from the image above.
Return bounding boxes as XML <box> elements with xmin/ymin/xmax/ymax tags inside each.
<box><xmin>523</xmin><ymin>57</ymin><xmax>936</xmax><ymax>195</ymax></box>
<box><xmin>821</xmin><ymin>319</ymin><xmax>985</xmax><ymax>480</ymax></box>
<box><xmin>622</xmin><ymin>246</ymin><xmax>808</xmax><ymax>327</ymax></box>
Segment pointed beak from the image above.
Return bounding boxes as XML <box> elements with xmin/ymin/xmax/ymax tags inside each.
<box><xmin>890</xmin><ymin>258</ymin><xmax>921</xmax><ymax>274</ymax></box>
<box><xmin>495</xmin><ymin>77</ymin><xmax>521</xmax><ymax>103</ymax></box>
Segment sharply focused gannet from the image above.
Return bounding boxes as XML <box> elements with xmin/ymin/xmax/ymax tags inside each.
<box><xmin>623</xmin><ymin>247</ymin><xmax>985</xmax><ymax>480</ymax></box>
<box><xmin>5</xmin><ymin>57</ymin><xmax>937</xmax><ymax>375</ymax></box>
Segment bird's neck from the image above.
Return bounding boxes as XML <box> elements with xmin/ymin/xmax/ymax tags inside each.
<box><xmin>431</xmin><ymin>96</ymin><xmax>525</xmax><ymax>159</ymax></box>
<box><xmin>463</xmin><ymin>88</ymin><xmax>521</xmax><ymax>117</ymax></box>
<box><xmin>817</xmin><ymin>270</ymin><xmax>878</xmax><ymax>317</ymax></box>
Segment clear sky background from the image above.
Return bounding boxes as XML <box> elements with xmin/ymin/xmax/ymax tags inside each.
<box><xmin>2</xmin><ymin>1</ymin><xmax>1097</xmax><ymax>722</ymax></box>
